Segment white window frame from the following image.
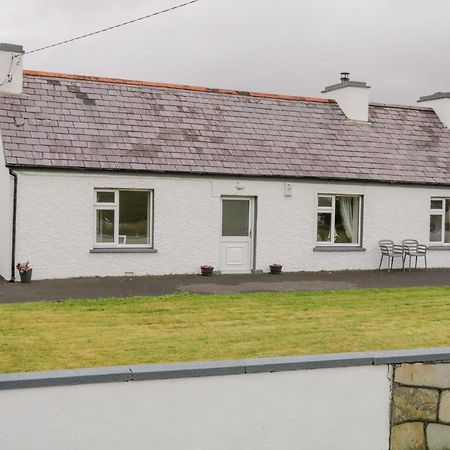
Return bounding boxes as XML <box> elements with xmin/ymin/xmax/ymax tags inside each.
<box><xmin>316</xmin><ymin>194</ymin><xmax>362</xmax><ymax>246</ymax></box>
<box><xmin>429</xmin><ymin>198</ymin><xmax>448</xmax><ymax>245</ymax></box>
<box><xmin>94</xmin><ymin>189</ymin><xmax>153</xmax><ymax>248</ymax></box>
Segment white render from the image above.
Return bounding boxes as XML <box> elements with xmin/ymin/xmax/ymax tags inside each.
<box><xmin>0</xmin><ymin>137</ymin><xmax>12</xmax><ymax>280</ymax></box>
<box><xmin>4</xmin><ymin>169</ymin><xmax>450</xmax><ymax>280</ymax></box>
<box><xmin>323</xmin><ymin>85</ymin><xmax>370</xmax><ymax>121</ymax></box>
<box><xmin>0</xmin><ymin>46</ymin><xmax>23</xmax><ymax>95</ymax></box>
<box><xmin>0</xmin><ymin>365</ymin><xmax>390</xmax><ymax>450</ymax></box>
<box><xmin>418</xmin><ymin>97</ymin><xmax>450</xmax><ymax>128</ymax></box>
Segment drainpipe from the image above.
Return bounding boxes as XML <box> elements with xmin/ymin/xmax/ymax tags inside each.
<box><xmin>9</xmin><ymin>169</ymin><xmax>17</xmax><ymax>282</ymax></box>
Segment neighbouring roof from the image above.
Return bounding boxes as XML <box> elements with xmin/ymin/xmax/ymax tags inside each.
<box><xmin>1</xmin><ymin>70</ymin><xmax>450</xmax><ymax>185</ymax></box>
<box><xmin>418</xmin><ymin>92</ymin><xmax>450</xmax><ymax>102</ymax></box>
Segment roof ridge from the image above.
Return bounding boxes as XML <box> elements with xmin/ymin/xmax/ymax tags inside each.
<box><xmin>370</xmin><ymin>101</ymin><xmax>432</xmax><ymax>112</ymax></box>
<box><xmin>23</xmin><ymin>69</ymin><xmax>335</xmax><ymax>104</ymax></box>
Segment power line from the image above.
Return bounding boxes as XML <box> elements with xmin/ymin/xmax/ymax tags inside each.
<box><xmin>24</xmin><ymin>0</ymin><xmax>200</xmax><ymax>56</ymax></box>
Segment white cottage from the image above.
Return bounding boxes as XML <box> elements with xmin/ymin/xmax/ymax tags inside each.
<box><xmin>1</xmin><ymin>43</ymin><xmax>450</xmax><ymax>281</ymax></box>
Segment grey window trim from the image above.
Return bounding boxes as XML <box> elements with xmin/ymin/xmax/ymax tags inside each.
<box><xmin>313</xmin><ymin>246</ymin><xmax>366</xmax><ymax>252</ymax></box>
<box><xmin>90</xmin><ymin>248</ymin><xmax>158</xmax><ymax>254</ymax></box>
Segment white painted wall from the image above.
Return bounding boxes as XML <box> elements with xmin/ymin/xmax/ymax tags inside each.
<box><xmin>0</xmin><ymin>138</ymin><xmax>11</xmax><ymax>280</ymax></box>
<box><xmin>0</xmin><ymin>365</ymin><xmax>391</xmax><ymax>450</ymax></box>
<box><xmin>323</xmin><ymin>85</ymin><xmax>370</xmax><ymax>121</ymax></box>
<box><xmin>418</xmin><ymin>97</ymin><xmax>450</xmax><ymax>128</ymax></box>
<box><xmin>0</xmin><ymin>45</ymin><xmax>23</xmax><ymax>95</ymax></box>
<box><xmin>12</xmin><ymin>170</ymin><xmax>450</xmax><ymax>279</ymax></box>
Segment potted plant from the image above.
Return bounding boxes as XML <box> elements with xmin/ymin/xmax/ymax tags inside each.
<box><xmin>269</xmin><ymin>263</ymin><xmax>282</xmax><ymax>274</ymax></box>
<box><xmin>200</xmin><ymin>264</ymin><xmax>214</xmax><ymax>276</ymax></box>
<box><xmin>16</xmin><ymin>261</ymin><xmax>32</xmax><ymax>283</ymax></box>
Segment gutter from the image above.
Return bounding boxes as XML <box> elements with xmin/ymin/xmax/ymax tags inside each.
<box><xmin>9</xmin><ymin>169</ymin><xmax>17</xmax><ymax>282</ymax></box>
<box><xmin>9</xmin><ymin>164</ymin><xmax>450</xmax><ymax>189</ymax></box>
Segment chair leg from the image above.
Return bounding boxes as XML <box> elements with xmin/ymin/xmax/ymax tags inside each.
<box><xmin>425</xmin><ymin>254</ymin><xmax>427</xmax><ymax>270</ymax></box>
<box><xmin>402</xmin><ymin>254</ymin><xmax>406</xmax><ymax>271</ymax></box>
<box><xmin>409</xmin><ymin>255</ymin><xmax>412</xmax><ymax>271</ymax></box>
<box><xmin>379</xmin><ymin>254</ymin><xmax>384</xmax><ymax>270</ymax></box>
<box><xmin>415</xmin><ymin>256</ymin><xmax>418</xmax><ymax>269</ymax></box>
<box><xmin>391</xmin><ymin>257</ymin><xmax>395</xmax><ymax>271</ymax></box>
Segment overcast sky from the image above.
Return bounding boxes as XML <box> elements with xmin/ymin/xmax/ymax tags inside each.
<box><xmin>1</xmin><ymin>0</ymin><xmax>449</xmax><ymax>105</ymax></box>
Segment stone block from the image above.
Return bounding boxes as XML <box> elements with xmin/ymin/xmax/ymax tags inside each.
<box><xmin>395</xmin><ymin>363</ymin><xmax>450</xmax><ymax>389</ymax></box>
<box><xmin>427</xmin><ymin>423</ymin><xmax>450</xmax><ymax>450</ymax></box>
<box><xmin>439</xmin><ymin>391</ymin><xmax>450</xmax><ymax>423</ymax></box>
<box><xmin>392</xmin><ymin>386</ymin><xmax>439</xmax><ymax>424</ymax></box>
<box><xmin>391</xmin><ymin>422</ymin><xmax>426</xmax><ymax>450</ymax></box>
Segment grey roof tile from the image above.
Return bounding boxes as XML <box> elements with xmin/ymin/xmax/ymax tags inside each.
<box><xmin>1</xmin><ymin>73</ymin><xmax>450</xmax><ymax>185</ymax></box>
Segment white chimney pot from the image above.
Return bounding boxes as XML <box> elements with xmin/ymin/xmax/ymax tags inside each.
<box><xmin>322</xmin><ymin>74</ymin><xmax>370</xmax><ymax>122</ymax></box>
<box><xmin>417</xmin><ymin>93</ymin><xmax>450</xmax><ymax>129</ymax></box>
<box><xmin>0</xmin><ymin>43</ymin><xmax>24</xmax><ymax>95</ymax></box>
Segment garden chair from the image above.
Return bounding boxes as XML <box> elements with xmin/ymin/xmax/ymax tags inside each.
<box><xmin>402</xmin><ymin>239</ymin><xmax>428</xmax><ymax>271</ymax></box>
<box><xmin>378</xmin><ymin>240</ymin><xmax>403</xmax><ymax>271</ymax></box>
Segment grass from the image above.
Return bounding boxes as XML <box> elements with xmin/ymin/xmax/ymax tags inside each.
<box><xmin>1</xmin><ymin>287</ymin><xmax>450</xmax><ymax>373</ymax></box>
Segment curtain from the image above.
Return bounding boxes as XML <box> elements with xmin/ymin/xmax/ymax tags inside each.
<box><xmin>339</xmin><ymin>197</ymin><xmax>359</xmax><ymax>243</ymax></box>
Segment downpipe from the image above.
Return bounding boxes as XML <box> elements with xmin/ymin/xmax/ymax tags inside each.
<box><xmin>9</xmin><ymin>168</ymin><xmax>17</xmax><ymax>282</ymax></box>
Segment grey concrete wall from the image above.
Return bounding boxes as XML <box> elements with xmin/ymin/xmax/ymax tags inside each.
<box><xmin>0</xmin><ymin>365</ymin><xmax>390</xmax><ymax>450</ymax></box>
<box><xmin>3</xmin><ymin>349</ymin><xmax>450</xmax><ymax>449</ymax></box>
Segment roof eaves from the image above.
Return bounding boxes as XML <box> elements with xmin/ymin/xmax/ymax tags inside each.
<box><xmin>8</xmin><ymin>163</ymin><xmax>450</xmax><ymax>187</ymax></box>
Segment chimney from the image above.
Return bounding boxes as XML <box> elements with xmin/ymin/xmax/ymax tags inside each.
<box><xmin>417</xmin><ymin>92</ymin><xmax>450</xmax><ymax>128</ymax></box>
<box><xmin>0</xmin><ymin>43</ymin><xmax>24</xmax><ymax>95</ymax></box>
<box><xmin>322</xmin><ymin>72</ymin><xmax>370</xmax><ymax>122</ymax></box>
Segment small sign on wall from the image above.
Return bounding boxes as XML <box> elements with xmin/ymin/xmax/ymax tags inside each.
<box><xmin>284</xmin><ymin>182</ymin><xmax>293</xmax><ymax>197</ymax></box>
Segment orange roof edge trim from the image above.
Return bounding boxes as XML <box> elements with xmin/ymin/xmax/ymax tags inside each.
<box><xmin>23</xmin><ymin>69</ymin><xmax>336</xmax><ymax>104</ymax></box>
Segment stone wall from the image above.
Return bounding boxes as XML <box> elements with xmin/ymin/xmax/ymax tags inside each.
<box><xmin>391</xmin><ymin>362</ymin><xmax>450</xmax><ymax>450</ymax></box>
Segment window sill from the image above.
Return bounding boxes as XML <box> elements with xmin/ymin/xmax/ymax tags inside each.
<box><xmin>428</xmin><ymin>246</ymin><xmax>450</xmax><ymax>251</ymax></box>
<box><xmin>90</xmin><ymin>248</ymin><xmax>158</xmax><ymax>254</ymax></box>
<box><xmin>313</xmin><ymin>246</ymin><xmax>366</xmax><ymax>252</ymax></box>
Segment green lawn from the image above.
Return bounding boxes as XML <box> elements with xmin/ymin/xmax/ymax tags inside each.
<box><xmin>1</xmin><ymin>287</ymin><xmax>450</xmax><ymax>374</ymax></box>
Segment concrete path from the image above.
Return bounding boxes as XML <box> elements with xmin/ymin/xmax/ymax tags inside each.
<box><xmin>1</xmin><ymin>269</ymin><xmax>450</xmax><ymax>303</ymax></box>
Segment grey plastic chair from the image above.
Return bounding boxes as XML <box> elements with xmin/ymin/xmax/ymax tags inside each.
<box><xmin>402</xmin><ymin>239</ymin><xmax>428</xmax><ymax>271</ymax></box>
<box><xmin>379</xmin><ymin>240</ymin><xmax>403</xmax><ymax>271</ymax></box>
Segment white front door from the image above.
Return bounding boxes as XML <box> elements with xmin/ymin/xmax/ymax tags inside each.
<box><xmin>220</xmin><ymin>197</ymin><xmax>254</xmax><ymax>273</ymax></box>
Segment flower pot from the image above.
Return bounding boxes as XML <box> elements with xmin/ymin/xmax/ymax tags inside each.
<box><xmin>19</xmin><ymin>269</ymin><xmax>32</xmax><ymax>283</ymax></box>
<box><xmin>269</xmin><ymin>265</ymin><xmax>282</xmax><ymax>275</ymax></box>
<box><xmin>201</xmin><ymin>266</ymin><xmax>214</xmax><ymax>276</ymax></box>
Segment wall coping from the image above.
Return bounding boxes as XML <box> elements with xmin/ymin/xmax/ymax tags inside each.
<box><xmin>1</xmin><ymin>347</ymin><xmax>450</xmax><ymax>390</ymax></box>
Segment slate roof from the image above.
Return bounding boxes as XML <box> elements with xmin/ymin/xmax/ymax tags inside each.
<box><xmin>1</xmin><ymin>70</ymin><xmax>450</xmax><ymax>185</ymax></box>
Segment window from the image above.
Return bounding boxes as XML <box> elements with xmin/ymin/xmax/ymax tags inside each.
<box><xmin>222</xmin><ymin>199</ymin><xmax>250</xmax><ymax>237</ymax></box>
<box><xmin>429</xmin><ymin>198</ymin><xmax>450</xmax><ymax>244</ymax></box>
<box><xmin>95</xmin><ymin>190</ymin><xmax>153</xmax><ymax>247</ymax></box>
<box><xmin>317</xmin><ymin>195</ymin><xmax>362</xmax><ymax>245</ymax></box>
